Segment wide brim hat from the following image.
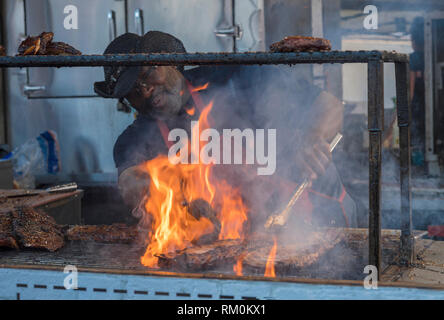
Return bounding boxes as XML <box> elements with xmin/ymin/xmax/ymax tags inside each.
<box><xmin>94</xmin><ymin>31</ymin><xmax>186</xmax><ymax>99</ymax></box>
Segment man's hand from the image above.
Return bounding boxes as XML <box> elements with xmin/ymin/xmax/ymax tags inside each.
<box><xmin>118</xmin><ymin>165</ymin><xmax>151</xmax><ymax>209</ymax></box>
<box><xmin>293</xmin><ymin>138</ymin><xmax>332</xmax><ymax>181</ymax></box>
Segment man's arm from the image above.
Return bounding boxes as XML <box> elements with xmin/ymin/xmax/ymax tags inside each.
<box><xmin>307</xmin><ymin>90</ymin><xmax>344</xmax><ymax>143</ymax></box>
<box><xmin>294</xmin><ymin>90</ymin><xmax>344</xmax><ymax>181</ymax></box>
<box><xmin>118</xmin><ymin>164</ymin><xmax>151</xmax><ymax>209</ymax></box>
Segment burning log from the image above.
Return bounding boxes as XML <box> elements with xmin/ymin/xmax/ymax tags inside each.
<box><xmin>65</xmin><ymin>224</ymin><xmax>138</xmax><ymax>244</ymax></box>
<box><xmin>157</xmin><ymin>239</ymin><xmax>245</xmax><ymax>271</ymax></box>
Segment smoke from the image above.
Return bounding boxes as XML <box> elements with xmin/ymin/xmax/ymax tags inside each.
<box><xmin>131</xmin><ymin>0</ymin><xmax>443</xmax><ymax>279</ymax></box>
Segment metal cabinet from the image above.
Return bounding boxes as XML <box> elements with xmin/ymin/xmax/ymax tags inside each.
<box><xmin>127</xmin><ymin>0</ymin><xmax>234</xmax><ymax>52</ymax></box>
<box><xmin>126</xmin><ymin>0</ymin><xmax>264</xmax><ymax>53</ymax></box>
<box><xmin>24</xmin><ymin>0</ymin><xmax>126</xmax><ymax>98</ymax></box>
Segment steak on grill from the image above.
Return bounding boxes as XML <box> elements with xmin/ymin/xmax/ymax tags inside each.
<box><xmin>11</xmin><ymin>207</ymin><xmax>64</xmax><ymax>252</ymax></box>
<box><xmin>65</xmin><ymin>224</ymin><xmax>138</xmax><ymax>244</ymax></box>
<box><xmin>243</xmin><ymin>229</ymin><xmax>345</xmax><ymax>274</ymax></box>
<box><xmin>0</xmin><ymin>212</ymin><xmax>19</xmax><ymax>249</ymax></box>
<box><xmin>270</xmin><ymin>36</ymin><xmax>331</xmax><ymax>53</ymax></box>
<box><xmin>157</xmin><ymin>239</ymin><xmax>245</xmax><ymax>271</ymax></box>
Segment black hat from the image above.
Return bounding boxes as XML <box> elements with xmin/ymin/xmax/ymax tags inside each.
<box><xmin>94</xmin><ymin>31</ymin><xmax>186</xmax><ymax>99</ymax></box>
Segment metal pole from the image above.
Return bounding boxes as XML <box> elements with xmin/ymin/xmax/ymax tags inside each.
<box><xmin>368</xmin><ymin>60</ymin><xmax>384</xmax><ymax>277</ymax></box>
<box><xmin>395</xmin><ymin>61</ymin><xmax>413</xmax><ymax>265</ymax></box>
<box><xmin>0</xmin><ymin>51</ymin><xmax>408</xmax><ymax>68</ymax></box>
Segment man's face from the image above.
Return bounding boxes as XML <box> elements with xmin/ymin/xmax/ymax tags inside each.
<box><xmin>128</xmin><ymin>66</ymin><xmax>187</xmax><ymax>119</ymax></box>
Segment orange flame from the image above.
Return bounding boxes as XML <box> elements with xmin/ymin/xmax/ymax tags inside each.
<box><xmin>233</xmin><ymin>256</ymin><xmax>244</xmax><ymax>276</ymax></box>
<box><xmin>140</xmin><ymin>93</ymin><xmax>248</xmax><ymax>268</ymax></box>
<box><xmin>191</xmin><ymin>82</ymin><xmax>209</xmax><ymax>92</ymax></box>
<box><xmin>185</xmin><ymin>106</ymin><xmax>195</xmax><ymax>116</ymax></box>
<box><xmin>264</xmin><ymin>237</ymin><xmax>277</xmax><ymax>277</ymax></box>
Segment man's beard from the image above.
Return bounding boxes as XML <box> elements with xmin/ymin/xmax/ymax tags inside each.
<box><xmin>144</xmin><ymin>86</ymin><xmax>183</xmax><ymax>120</ymax></box>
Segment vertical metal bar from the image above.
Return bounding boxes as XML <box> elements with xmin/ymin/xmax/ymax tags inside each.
<box><xmin>395</xmin><ymin>61</ymin><xmax>413</xmax><ymax>265</ymax></box>
<box><xmin>368</xmin><ymin>60</ymin><xmax>384</xmax><ymax>277</ymax></box>
<box><xmin>424</xmin><ymin>17</ymin><xmax>440</xmax><ymax>175</ymax></box>
<box><xmin>311</xmin><ymin>0</ymin><xmax>324</xmax><ymax>89</ymax></box>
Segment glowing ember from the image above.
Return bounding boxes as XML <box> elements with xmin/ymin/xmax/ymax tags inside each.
<box><xmin>264</xmin><ymin>237</ymin><xmax>277</xmax><ymax>277</ymax></box>
<box><xmin>140</xmin><ymin>85</ymin><xmax>248</xmax><ymax>268</ymax></box>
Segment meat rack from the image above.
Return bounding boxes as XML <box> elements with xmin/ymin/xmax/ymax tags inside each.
<box><xmin>0</xmin><ymin>51</ymin><xmax>415</xmax><ymax>299</ymax></box>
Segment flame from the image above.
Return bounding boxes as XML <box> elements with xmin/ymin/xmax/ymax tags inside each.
<box><xmin>191</xmin><ymin>82</ymin><xmax>209</xmax><ymax>92</ymax></box>
<box><xmin>233</xmin><ymin>256</ymin><xmax>244</xmax><ymax>276</ymax></box>
<box><xmin>185</xmin><ymin>106</ymin><xmax>195</xmax><ymax>116</ymax></box>
<box><xmin>264</xmin><ymin>237</ymin><xmax>277</xmax><ymax>277</ymax></box>
<box><xmin>140</xmin><ymin>92</ymin><xmax>248</xmax><ymax>268</ymax></box>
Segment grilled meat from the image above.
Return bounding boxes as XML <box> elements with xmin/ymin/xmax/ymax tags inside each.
<box><xmin>45</xmin><ymin>42</ymin><xmax>82</xmax><ymax>56</ymax></box>
<box><xmin>17</xmin><ymin>32</ymin><xmax>81</xmax><ymax>56</ymax></box>
<box><xmin>0</xmin><ymin>212</ymin><xmax>19</xmax><ymax>249</ymax></box>
<box><xmin>244</xmin><ymin>230</ymin><xmax>344</xmax><ymax>274</ymax></box>
<box><xmin>65</xmin><ymin>224</ymin><xmax>138</xmax><ymax>244</ymax></box>
<box><xmin>17</xmin><ymin>32</ymin><xmax>54</xmax><ymax>56</ymax></box>
<box><xmin>270</xmin><ymin>36</ymin><xmax>331</xmax><ymax>53</ymax></box>
<box><xmin>11</xmin><ymin>207</ymin><xmax>64</xmax><ymax>252</ymax></box>
<box><xmin>157</xmin><ymin>239</ymin><xmax>245</xmax><ymax>271</ymax></box>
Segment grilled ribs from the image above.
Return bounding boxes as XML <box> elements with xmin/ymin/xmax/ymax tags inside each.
<box><xmin>65</xmin><ymin>224</ymin><xmax>138</xmax><ymax>244</ymax></box>
<box><xmin>270</xmin><ymin>36</ymin><xmax>331</xmax><ymax>53</ymax></box>
<box><xmin>17</xmin><ymin>32</ymin><xmax>81</xmax><ymax>56</ymax></box>
<box><xmin>11</xmin><ymin>207</ymin><xmax>64</xmax><ymax>252</ymax></box>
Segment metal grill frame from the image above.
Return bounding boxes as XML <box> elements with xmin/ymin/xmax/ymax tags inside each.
<box><xmin>0</xmin><ymin>50</ymin><xmax>412</xmax><ymax>276</ymax></box>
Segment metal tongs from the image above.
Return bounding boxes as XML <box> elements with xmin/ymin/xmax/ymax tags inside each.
<box><xmin>264</xmin><ymin>133</ymin><xmax>343</xmax><ymax>230</ymax></box>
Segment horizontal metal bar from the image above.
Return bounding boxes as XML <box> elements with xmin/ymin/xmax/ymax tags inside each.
<box><xmin>0</xmin><ymin>51</ymin><xmax>408</xmax><ymax>68</ymax></box>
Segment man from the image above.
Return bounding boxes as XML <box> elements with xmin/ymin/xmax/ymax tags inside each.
<box><xmin>94</xmin><ymin>31</ymin><xmax>358</xmax><ymax>228</ymax></box>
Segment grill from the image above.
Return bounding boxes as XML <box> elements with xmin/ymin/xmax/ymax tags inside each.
<box><xmin>0</xmin><ymin>50</ymin><xmax>414</xmax><ymax>298</ymax></box>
